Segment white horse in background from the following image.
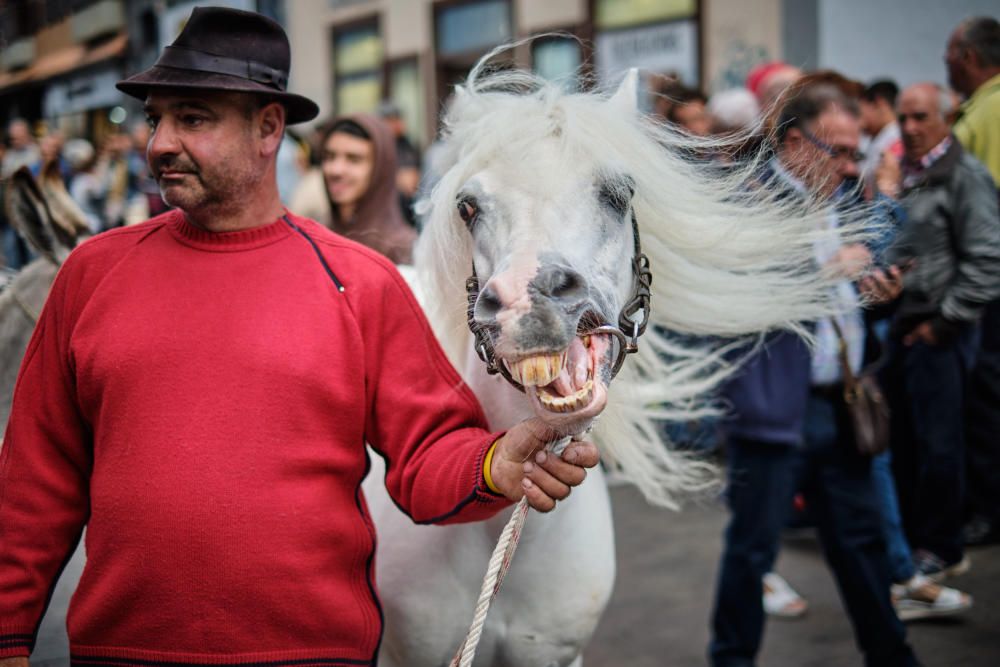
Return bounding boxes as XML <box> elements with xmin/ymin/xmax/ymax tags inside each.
<box><xmin>364</xmin><ymin>52</ymin><xmax>867</xmax><ymax>667</ymax></box>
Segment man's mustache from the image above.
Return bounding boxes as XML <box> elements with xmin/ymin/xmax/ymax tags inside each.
<box><xmin>153</xmin><ymin>157</ymin><xmax>198</xmax><ymax>176</ymax></box>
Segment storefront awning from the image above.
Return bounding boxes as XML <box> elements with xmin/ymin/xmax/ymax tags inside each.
<box><xmin>0</xmin><ymin>33</ymin><xmax>127</xmax><ymax>95</ymax></box>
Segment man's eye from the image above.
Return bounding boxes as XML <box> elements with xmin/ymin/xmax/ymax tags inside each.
<box><xmin>146</xmin><ymin>117</ymin><xmax>158</xmax><ymax>130</ymax></box>
<box><xmin>182</xmin><ymin>115</ymin><xmax>205</xmax><ymax>127</ymax></box>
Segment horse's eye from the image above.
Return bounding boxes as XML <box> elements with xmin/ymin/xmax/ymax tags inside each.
<box><xmin>457</xmin><ymin>198</ymin><xmax>478</xmax><ymax>226</ymax></box>
<box><xmin>598</xmin><ymin>176</ymin><xmax>635</xmax><ymax>216</ymax></box>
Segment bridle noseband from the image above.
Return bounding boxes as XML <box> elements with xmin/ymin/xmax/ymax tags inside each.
<box><xmin>465</xmin><ymin>210</ymin><xmax>652</xmax><ymax>393</ymax></box>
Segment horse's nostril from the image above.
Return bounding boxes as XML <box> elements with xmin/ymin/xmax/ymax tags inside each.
<box><xmin>535</xmin><ymin>266</ymin><xmax>586</xmax><ymax>301</ymax></box>
<box><xmin>474</xmin><ymin>286</ymin><xmax>503</xmax><ymax>322</ymax></box>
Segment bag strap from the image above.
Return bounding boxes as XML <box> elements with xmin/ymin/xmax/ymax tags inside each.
<box><xmin>829</xmin><ymin>318</ymin><xmax>861</xmax><ymax>403</ymax></box>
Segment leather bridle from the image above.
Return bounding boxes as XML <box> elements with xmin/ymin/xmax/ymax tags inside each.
<box><xmin>465</xmin><ymin>210</ymin><xmax>652</xmax><ymax>393</ymax></box>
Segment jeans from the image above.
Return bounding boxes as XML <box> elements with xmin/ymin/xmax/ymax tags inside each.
<box><xmin>965</xmin><ymin>300</ymin><xmax>1000</xmax><ymax>524</ymax></box>
<box><xmin>710</xmin><ymin>437</ymin><xmax>799</xmax><ymax>667</ymax></box>
<box><xmin>872</xmin><ymin>451</ymin><xmax>915</xmax><ymax>583</ymax></box>
<box><xmin>886</xmin><ymin>324</ymin><xmax>979</xmax><ymax>564</ymax></box>
<box><xmin>710</xmin><ymin>396</ymin><xmax>916</xmax><ymax>667</ymax></box>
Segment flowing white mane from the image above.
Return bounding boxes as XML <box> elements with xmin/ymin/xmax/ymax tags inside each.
<box><xmin>415</xmin><ymin>57</ymin><xmax>869</xmax><ymax>508</ymax></box>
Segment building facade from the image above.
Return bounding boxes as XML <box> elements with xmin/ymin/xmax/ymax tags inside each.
<box><xmin>2</xmin><ymin>0</ymin><xmax>996</xmax><ymax>149</ymax></box>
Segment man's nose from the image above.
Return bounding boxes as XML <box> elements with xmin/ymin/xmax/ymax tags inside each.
<box><xmin>147</xmin><ymin>121</ymin><xmax>179</xmax><ymax>161</ymax></box>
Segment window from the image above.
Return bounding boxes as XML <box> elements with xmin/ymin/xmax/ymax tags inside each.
<box><xmin>532</xmin><ymin>37</ymin><xmax>582</xmax><ymax>91</ymax></box>
<box><xmin>332</xmin><ymin>21</ymin><xmax>382</xmax><ymax>114</ymax></box>
<box><xmin>388</xmin><ymin>58</ymin><xmax>424</xmax><ymax>147</ymax></box>
<box><xmin>594</xmin><ymin>0</ymin><xmax>696</xmax><ymax>30</ymax></box>
<box><xmin>435</xmin><ymin>0</ymin><xmax>511</xmax><ymax>57</ymax></box>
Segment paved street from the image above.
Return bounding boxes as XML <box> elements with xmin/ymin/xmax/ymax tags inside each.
<box><xmin>586</xmin><ymin>484</ymin><xmax>1000</xmax><ymax>667</ymax></box>
<box><xmin>29</xmin><ymin>482</ymin><xmax>1000</xmax><ymax>666</ymax></box>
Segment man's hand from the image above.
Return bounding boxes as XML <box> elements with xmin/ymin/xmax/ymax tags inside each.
<box><xmin>490</xmin><ymin>419</ymin><xmax>600</xmax><ymax>512</ymax></box>
<box><xmin>875</xmin><ymin>150</ymin><xmax>901</xmax><ymax>199</ymax></box>
<box><xmin>0</xmin><ymin>658</ymin><xmax>29</xmax><ymax>667</ymax></box>
<box><xmin>859</xmin><ymin>264</ymin><xmax>906</xmax><ymax>304</ymax></box>
<box><xmin>827</xmin><ymin>243</ymin><xmax>872</xmax><ymax>280</ymax></box>
<box><xmin>903</xmin><ymin>321</ymin><xmax>938</xmax><ymax>347</ymax></box>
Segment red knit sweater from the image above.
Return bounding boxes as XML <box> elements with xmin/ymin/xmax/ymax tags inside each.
<box><xmin>0</xmin><ymin>211</ymin><xmax>507</xmax><ymax>664</ymax></box>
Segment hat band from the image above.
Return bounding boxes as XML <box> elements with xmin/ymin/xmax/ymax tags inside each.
<box><xmin>157</xmin><ymin>45</ymin><xmax>288</xmax><ymax>91</ymax></box>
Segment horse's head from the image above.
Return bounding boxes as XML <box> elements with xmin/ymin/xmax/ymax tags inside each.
<box><xmin>424</xmin><ymin>71</ymin><xmax>646</xmax><ymax>432</ymax></box>
<box><xmin>5</xmin><ymin>162</ymin><xmax>90</xmax><ymax>265</ymax></box>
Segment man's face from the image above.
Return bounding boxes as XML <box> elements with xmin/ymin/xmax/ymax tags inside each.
<box><xmin>8</xmin><ymin>120</ymin><xmax>30</xmax><ymax>149</ymax></box>
<box><xmin>944</xmin><ymin>30</ymin><xmax>972</xmax><ymax>96</ymax></box>
<box><xmin>858</xmin><ymin>98</ymin><xmax>885</xmax><ymax>136</ymax></box>
<box><xmin>786</xmin><ymin>108</ymin><xmax>862</xmax><ymax>199</ymax></box>
<box><xmin>897</xmin><ymin>86</ymin><xmax>950</xmax><ymax>162</ymax></box>
<box><xmin>321</xmin><ymin>132</ymin><xmax>374</xmax><ymax>210</ymax></box>
<box><xmin>144</xmin><ymin>89</ymin><xmax>264</xmax><ymax>214</ymax></box>
<box><xmin>673</xmin><ymin>101</ymin><xmax>712</xmax><ymax>137</ymax></box>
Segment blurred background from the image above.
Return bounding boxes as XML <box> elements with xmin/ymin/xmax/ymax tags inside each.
<box><xmin>0</xmin><ymin>0</ymin><xmax>995</xmax><ymax>156</ymax></box>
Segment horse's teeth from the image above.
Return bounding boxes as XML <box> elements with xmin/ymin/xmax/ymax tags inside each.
<box><xmin>507</xmin><ymin>352</ymin><xmax>566</xmax><ymax>387</ymax></box>
<box><xmin>537</xmin><ymin>379</ymin><xmax>594</xmax><ymax>413</ymax></box>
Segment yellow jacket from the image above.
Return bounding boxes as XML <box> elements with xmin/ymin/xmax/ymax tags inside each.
<box><xmin>954</xmin><ymin>73</ymin><xmax>1000</xmax><ymax>187</ymax></box>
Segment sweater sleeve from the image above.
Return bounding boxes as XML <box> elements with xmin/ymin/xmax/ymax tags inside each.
<box><xmin>0</xmin><ymin>259</ymin><xmax>91</xmax><ymax>654</ymax></box>
<box><xmin>356</xmin><ymin>264</ymin><xmax>511</xmax><ymax>525</ymax></box>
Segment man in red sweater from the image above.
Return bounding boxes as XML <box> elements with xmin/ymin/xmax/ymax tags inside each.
<box><xmin>0</xmin><ymin>8</ymin><xmax>599</xmax><ymax>665</ymax></box>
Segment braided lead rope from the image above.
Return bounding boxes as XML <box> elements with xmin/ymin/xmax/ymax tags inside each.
<box><xmin>450</xmin><ymin>435</ymin><xmax>573</xmax><ymax>667</ymax></box>
<box><xmin>449</xmin><ymin>496</ymin><xmax>530</xmax><ymax>667</ymax></box>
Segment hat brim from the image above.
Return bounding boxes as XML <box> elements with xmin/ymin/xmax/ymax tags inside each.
<box><xmin>117</xmin><ymin>66</ymin><xmax>319</xmax><ymax>124</ymax></box>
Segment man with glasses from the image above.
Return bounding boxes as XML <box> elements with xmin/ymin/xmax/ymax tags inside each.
<box><xmin>709</xmin><ymin>83</ymin><xmax>917</xmax><ymax>667</ymax></box>
<box><xmin>882</xmin><ymin>82</ymin><xmax>1000</xmax><ymax>580</ymax></box>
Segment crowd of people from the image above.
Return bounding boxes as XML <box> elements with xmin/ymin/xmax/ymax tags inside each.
<box><xmin>0</xmin><ymin>7</ymin><xmax>997</xmax><ymax>666</ymax></box>
<box><xmin>652</xmin><ymin>16</ymin><xmax>999</xmax><ymax>667</ymax></box>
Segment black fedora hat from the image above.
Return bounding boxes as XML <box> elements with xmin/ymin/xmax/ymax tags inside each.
<box><xmin>117</xmin><ymin>6</ymin><xmax>318</xmax><ymax>124</ymax></box>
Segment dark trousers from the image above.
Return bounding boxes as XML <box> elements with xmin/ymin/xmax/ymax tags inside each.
<box><xmin>886</xmin><ymin>325</ymin><xmax>978</xmax><ymax>563</ymax></box>
<box><xmin>710</xmin><ymin>394</ymin><xmax>915</xmax><ymax>667</ymax></box>
<box><xmin>965</xmin><ymin>300</ymin><xmax>1000</xmax><ymax>524</ymax></box>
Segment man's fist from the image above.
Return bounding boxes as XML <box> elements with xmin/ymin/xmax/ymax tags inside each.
<box><xmin>489</xmin><ymin>418</ymin><xmax>600</xmax><ymax>512</ymax></box>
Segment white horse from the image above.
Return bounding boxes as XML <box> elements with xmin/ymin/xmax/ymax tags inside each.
<box><xmin>364</xmin><ymin>54</ymin><xmax>865</xmax><ymax>667</ymax></box>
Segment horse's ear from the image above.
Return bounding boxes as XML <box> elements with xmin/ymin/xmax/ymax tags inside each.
<box><xmin>38</xmin><ymin>159</ymin><xmax>91</xmax><ymax>241</ymax></box>
<box><xmin>609</xmin><ymin>68</ymin><xmax>639</xmax><ymax>113</ymax></box>
<box><xmin>4</xmin><ymin>166</ymin><xmax>80</xmax><ymax>263</ymax></box>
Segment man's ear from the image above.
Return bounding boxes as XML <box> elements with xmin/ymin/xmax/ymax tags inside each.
<box><xmin>258</xmin><ymin>101</ymin><xmax>286</xmax><ymax>156</ymax></box>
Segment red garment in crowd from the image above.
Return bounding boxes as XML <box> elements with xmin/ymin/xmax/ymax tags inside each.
<box><xmin>0</xmin><ymin>210</ymin><xmax>507</xmax><ymax>664</ymax></box>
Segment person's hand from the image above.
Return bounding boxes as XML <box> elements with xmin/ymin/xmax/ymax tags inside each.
<box><xmin>0</xmin><ymin>658</ymin><xmax>30</xmax><ymax>667</ymax></box>
<box><xmin>489</xmin><ymin>418</ymin><xmax>600</xmax><ymax>512</ymax></box>
<box><xmin>875</xmin><ymin>150</ymin><xmax>901</xmax><ymax>199</ymax></box>
<box><xmin>903</xmin><ymin>321</ymin><xmax>938</xmax><ymax>347</ymax></box>
<box><xmin>859</xmin><ymin>264</ymin><xmax>906</xmax><ymax>304</ymax></box>
<box><xmin>827</xmin><ymin>243</ymin><xmax>872</xmax><ymax>279</ymax></box>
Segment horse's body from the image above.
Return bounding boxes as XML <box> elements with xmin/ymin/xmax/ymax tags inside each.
<box><xmin>366</xmin><ymin>56</ymin><xmax>869</xmax><ymax>667</ymax></box>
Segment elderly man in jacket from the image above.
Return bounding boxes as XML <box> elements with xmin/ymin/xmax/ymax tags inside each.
<box><xmin>886</xmin><ymin>82</ymin><xmax>1000</xmax><ymax>581</ymax></box>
